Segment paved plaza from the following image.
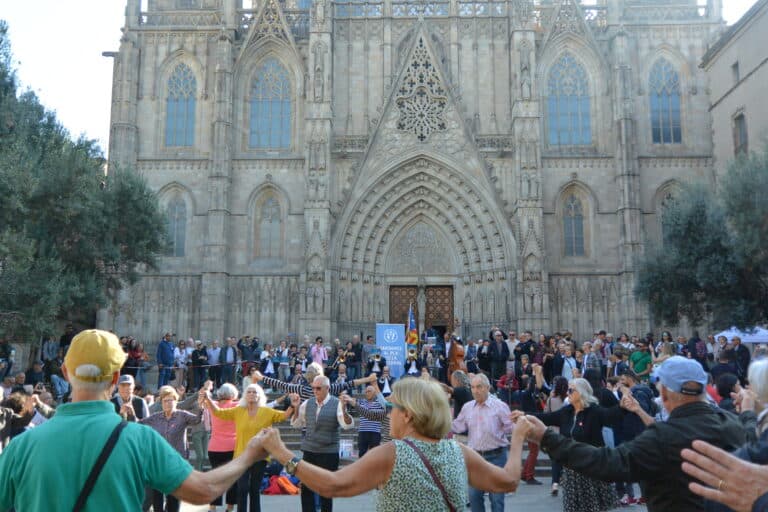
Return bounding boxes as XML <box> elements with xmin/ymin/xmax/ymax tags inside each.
<box><xmin>180</xmin><ymin>483</ymin><xmax>648</xmax><ymax>511</ymax></box>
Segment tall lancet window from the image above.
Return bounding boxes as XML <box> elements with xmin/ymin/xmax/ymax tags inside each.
<box><xmin>649</xmin><ymin>58</ymin><xmax>682</xmax><ymax>144</ymax></box>
<box><xmin>256</xmin><ymin>197</ymin><xmax>282</xmax><ymax>258</ymax></box>
<box><xmin>547</xmin><ymin>53</ymin><xmax>591</xmax><ymax>146</ymax></box>
<box><xmin>563</xmin><ymin>194</ymin><xmax>585</xmax><ymax>257</ymax></box>
<box><xmin>165</xmin><ymin>63</ymin><xmax>196</xmax><ymax>147</ymax></box>
<box><xmin>165</xmin><ymin>196</ymin><xmax>187</xmax><ymax>257</ymax></box>
<box><xmin>249</xmin><ymin>58</ymin><xmax>292</xmax><ymax>149</ymax></box>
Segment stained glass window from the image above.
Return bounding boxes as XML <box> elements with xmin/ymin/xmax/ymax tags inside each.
<box><xmin>649</xmin><ymin>58</ymin><xmax>682</xmax><ymax>144</ymax></box>
<box><xmin>250</xmin><ymin>58</ymin><xmax>292</xmax><ymax>149</ymax></box>
<box><xmin>165</xmin><ymin>197</ymin><xmax>186</xmax><ymax>257</ymax></box>
<box><xmin>257</xmin><ymin>197</ymin><xmax>282</xmax><ymax>258</ymax></box>
<box><xmin>547</xmin><ymin>53</ymin><xmax>591</xmax><ymax>146</ymax></box>
<box><xmin>563</xmin><ymin>194</ymin><xmax>585</xmax><ymax>257</ymax></box>
<box><xmin>165</xmin><ymin>63</ymin><xmax>196</xmax><ymax>147</ymax></box>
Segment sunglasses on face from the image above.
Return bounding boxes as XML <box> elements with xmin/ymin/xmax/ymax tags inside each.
<box><xmin>567</xmin><ymin>388</ymin><xmax>576</xmax><ymax>394</ymax></box>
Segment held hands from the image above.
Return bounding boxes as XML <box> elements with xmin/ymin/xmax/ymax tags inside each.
<box><xmin>620</xmin><ymin>394</ymin><xmax>641</xmax><ymax>413</ymax></box>
<box><xmin>254</xmin><ymin>427</ymin><xmax>286</xmax><ymax>455</ymax></box>
<box><xmin>289</xmin><ymin>393</ymin><xmax>301</xmax><ymax>407</ymax></box>
<box><xmin>512</xmin><ymin>415</ymin><xmax>534</xmax><ymax>440</ymax></box>
<box><xmin>253</xmin><ymin>370</ymin><xmax>265</xmax><ymax>382</ymax></box>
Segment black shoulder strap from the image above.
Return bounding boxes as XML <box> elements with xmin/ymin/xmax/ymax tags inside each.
<box><xmin>73</xmin><ymin>420</ymin><xmax>128</xmax><ymax>512</ymax></box>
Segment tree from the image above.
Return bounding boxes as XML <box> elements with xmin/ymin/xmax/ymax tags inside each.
<box><xmin>636</xmin><ymin>149</ymin><xmax>768</xmax><ymax>329</ymax></box>
<box><xmin>0</xmin><ymin>21</ymin><xmax>166</xmax><ymax>339</ymax></box>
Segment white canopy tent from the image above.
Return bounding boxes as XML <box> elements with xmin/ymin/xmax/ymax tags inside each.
<box><xmin>713</xmin><ymin>327</ymin><xmax>768</xmax><ymax>344</ymax></box>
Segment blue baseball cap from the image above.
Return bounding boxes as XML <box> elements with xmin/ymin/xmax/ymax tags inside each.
<box><xmin>652</xmin><ymin>356</ymin><xmax>707</xmax><ymax>395</ymax></box>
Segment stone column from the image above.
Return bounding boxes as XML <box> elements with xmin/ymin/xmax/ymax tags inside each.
<box><xmin>200</xmin><ymin>30</ymin><xmax>235</xmax><ymax>341</ymax></box>
<box><xmin>612</xmin><ymin>30</ymin><xmax>649</xmax><ymax>335</ymax></box>
<box><xmin>300</xmin><ymin>0</ymin><xmax>334</xmax><ymax>338</ymax></box>
<box><xmin>510</xmin><ymin>28</ymin><xmax>549</xmax><ymax>334</ymax></box>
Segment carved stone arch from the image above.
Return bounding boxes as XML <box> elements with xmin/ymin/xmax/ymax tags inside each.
<box><xmin>538</xmin><ymin>38</ymin><xmax>607</xmax><ymax>149</ymax></box>
<box><xmin>393</xmin><ymin>26</ymin><xmax>451</xmax><ymax>84</ymax></box>
<box><xmin>642</xmin><ymin>45</ymin><xmax>693</xmax><ymax>94</ymax></box>
<box><xmin>555</xmin><ymin>180</ymin><xmax>597</xmax><ymax>260</ymax></box>
<box><xmin>384</xmin><ymin>215</ymin><xmax>459</xmax><ymax>276</ymax></box>
<box><xmin>156</xmin><ymin>50</ymin><xmax>205</xmax><ymax>101</ymax></box>
<box><xmin>248</xmin><ymin>185</ymin><xmax>286</xmax><ymax>261</ymax></box>
<box><xmin>332</xmin><ymin>156</ymin><xmax>517</xmax><ymax>276</ymax></box>
<box><xmin>157</xmin><ymin>181</ymin><xmax>197</xmax><ymax>213</ymax></box>
<box><xmin>651</xmin><ymin>179</ymin><xmax>683</xmax><ymax>243</ymax></box>
<box><xmin>233</xmin><ymin>44</ymin><xmax>304</xmax><ymax>155</ymax></box>
<box><xmin>154</xmin><ymin>52</ymin><xmax>204</xmax><ymax>153</ymax></box>
<box><xmin>652</xmin><ymin>179</ymin><xmax>682</xmax><ymax>214</ymax></box>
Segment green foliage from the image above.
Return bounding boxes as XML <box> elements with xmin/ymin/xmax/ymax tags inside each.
<box><xmin>637</xmin><ymin>149</ymin><xmax>768</xmax><ymax>329</ymax></box>
<box><xmin>0</xmin><ymin>22</ymin><xmax>166</xmax><ymax>338</ymax></box>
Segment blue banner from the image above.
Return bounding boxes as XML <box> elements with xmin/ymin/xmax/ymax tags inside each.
<box><xmin>375</xmin><ymin>323</ymin><xmax>405</xmax><ymax>379</ymax></box>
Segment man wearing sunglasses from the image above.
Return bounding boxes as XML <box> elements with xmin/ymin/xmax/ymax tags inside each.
<box><xmin>291</xmin><ymin>375</ymin><xmax>354</xmax><ymax>512</ymax></box>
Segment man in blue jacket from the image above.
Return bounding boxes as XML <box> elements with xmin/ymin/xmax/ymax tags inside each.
<box><xmin>156</xmin><ymin>333</ymin><xmax>175</xmax><ymax>387</ymax></box>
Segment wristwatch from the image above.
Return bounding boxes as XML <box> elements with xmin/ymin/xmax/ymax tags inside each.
<box><xmin>284</xmin><ymin>456</ymin><xmax>302</xmax><ymax>476</ymax></box>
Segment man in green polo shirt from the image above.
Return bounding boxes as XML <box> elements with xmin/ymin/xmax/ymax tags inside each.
<box><xmin>0</xmin><ymin>329</ymin><xmax>268</xmax><ymax>511</ymax></box>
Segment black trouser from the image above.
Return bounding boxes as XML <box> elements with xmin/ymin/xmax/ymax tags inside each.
<box><xmin>237</xmin><ymin>460</ymin><xmax>267</xmax><ymax>512</ymax></box>
<box><xmin>301</xmin><ymin>451</ymin><xmax>340</xmax><ymax>512</ymax></box>
<box><xmin>152</xmin><ymin>490</ymin><xmax>179</xmax><ymax>512</ymax></box>
<box><xmin>358</xmin><ymin>431</ymin><xmax>381</xmax><ymax>458</ymax></box>
<box><xmin>209</xmin><ymin>450</ymin><xmax>237</xmax><ymax>506</ymax></box>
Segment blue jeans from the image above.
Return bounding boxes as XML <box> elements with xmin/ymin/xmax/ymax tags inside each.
<box><xmin>469</xmin><ymin>450</ymin><xmax>507</xmax><ymax>512</ymax></box>
<box><xmin>158</xmin><ymin>366</ymin><xmax>172</xmax><ymax>387</ymax></box>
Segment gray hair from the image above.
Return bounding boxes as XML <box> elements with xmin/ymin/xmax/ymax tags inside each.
<box><xmin>306</xmin><ymin>362</ymin><xmax>324</xmax><ymax>380</ymax></box>
<box><xmin>452</xmin><ymin>370</ymin><xmax>471</xmax><ymax>388</ymax></box>
<box><xmin>471</xmin><ymin>373</ymin><xmax>491</xmax><ymax>388</ymax></box>
<box><xmin>749</xmin><ymin>358</ymin><xmax>768</xmax><ymax>405</ymax></box>
<box><xmin>217</xmin><ymin>383</ymin><xmax>239</xmax><ymax>401</ymax></box>
<box><xmin>313</xmin><ymin>375</ymin><xmax>330</xmax><ymax>388</ymax></box>
<box><xmin>68</xmin><ymin>365</ymin><xmax>115</xmax><ymax>394</ymax></box>
<box><xmin>571</xmin><ymin>378</ymin><xmax>599</xmax><ymax>407</ymax></box>
<box><xmin>239</xmin><ymin>383</ymin><xmax>267</xmax><ymax>407</ymax></box>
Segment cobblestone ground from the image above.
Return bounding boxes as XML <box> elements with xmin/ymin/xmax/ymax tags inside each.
<box><xmin>180</xmin><ymin>483</ymin><xmax>649</xmax><ymax>511</ymax></box>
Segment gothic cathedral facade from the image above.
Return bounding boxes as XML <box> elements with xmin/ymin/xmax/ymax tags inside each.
<box><xmin>101</xmin><ymin>0</ymin><xmax>723</xmax><ymax>342</ymax></box>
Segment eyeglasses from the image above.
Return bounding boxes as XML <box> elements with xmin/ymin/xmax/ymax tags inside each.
<box><xmin>312</xmin><ymin>386</ymin><xmax>324</xmax><ymax>390</ymax></box>
<box><xmin>386</xmin><ymin>401</ymin><xmax>404</xmax><ymax>410</ymax></box>
<box><xmin>567</xmin><ymin>388</ymin><xmax>576</xmax><ymax>395</ymax></box>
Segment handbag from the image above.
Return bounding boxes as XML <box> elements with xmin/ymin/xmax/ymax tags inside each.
<box><xmin>402</xmin><ymin>439</ymin><xmax>457</xmax><ymax>512</ymax></box>
<box><xmin>72</xmin><ymin>420</ymin><xmax>128</xmax><ymax>512</ymax></box>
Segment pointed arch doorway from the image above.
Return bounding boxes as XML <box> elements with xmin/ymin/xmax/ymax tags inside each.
<box><xmin>389</xmin><ymin>285</ymin><xmax>454</xmax><ymax>340</ymax></box>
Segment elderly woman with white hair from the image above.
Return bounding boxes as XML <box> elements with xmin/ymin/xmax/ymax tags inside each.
<box><xmin>681</xmin><ymin>357</ymin><xmax>768</xmax><ymax>512</ymax></box>
<box><xmin>206</xmin><ymin>383</ymin><xmax>239</xmax><ymax>512</ymax></box>
<box><xmin>513</xmin><ymin>377</ymin><xmax>621</xmax><ymax>512</ymax></box>
<box><xmin>199</xmin><ymin>381</ymin><xmax>299</xmax><ymax>512</ymax></box>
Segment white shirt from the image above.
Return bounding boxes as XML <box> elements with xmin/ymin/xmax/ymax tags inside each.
<box><xmin>407</xmin><ymin>360</ymin><xmax>419</xmax><ymax>374</ymax></box>
<box><xmin>291</xmin><ymin>394</ymin><xmax>354</xmax><ymax>430</ymax></box>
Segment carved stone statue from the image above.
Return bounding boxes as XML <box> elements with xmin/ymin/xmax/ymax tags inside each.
<box><xmin>519</xmin><ymin>43</ymin><xmax>532</xmax><ymax>100</ymax></box>
<box><xmin>314</xmin><ymin>65</ymin><xmax>324</xmax><ymax>102</ymax></box>
<box><xmin>314</xmin><ymin>0</ymin><xmax>326</xmax><ymax>26</ymax></box>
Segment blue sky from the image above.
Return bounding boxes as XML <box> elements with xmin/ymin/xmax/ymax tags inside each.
<box><xmin>1</xmin><ymin>0</ymin><xmax>757</xmax><ymax>155</ymax></box>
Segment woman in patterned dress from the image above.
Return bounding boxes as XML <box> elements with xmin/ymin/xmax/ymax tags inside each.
<box><xmin>254</xmin><ymin>377</ymin><xmax>533</xmax><ymax>512</ymax></box>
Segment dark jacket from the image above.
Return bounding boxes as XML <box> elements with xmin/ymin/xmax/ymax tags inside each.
<box><xmin>540</xmin><ymin>401</ymin><xmax>746</xmax><ymax>512</ymax></box>
<box><xmin>537</xmin><ymin>403</ymin><xmax>622</xmax><ymax>445</ymax></box>
<box><xmin>488</xmin><ymin>340</ymin><xmax>510</xmax><ymax>363</ymax></box>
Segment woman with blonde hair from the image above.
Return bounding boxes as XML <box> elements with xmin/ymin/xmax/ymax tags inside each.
<box><xmin>199</xmin><ymin>382</ymin><xmax>298</xmax><ymax>512</ymax></box>
<box><xmin>254</xmin><ymin>377</ymin><xmax>532</xmax><ymax>511</ymax></box>
<box><xmin>514</xmin><ymin>377</ymin><xmax>620</xmax><ymax>512</ymax></box>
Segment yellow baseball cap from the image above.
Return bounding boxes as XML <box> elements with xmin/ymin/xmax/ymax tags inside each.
<box><xmin>64</xmin><ymin>329</ymin><xmax>127</xmax><ymax>382</ymax></box>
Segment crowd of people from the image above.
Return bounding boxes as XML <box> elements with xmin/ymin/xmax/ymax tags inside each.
<box><xmin>0</xmin><ymin>325</ymin><xmax>766</xmax><ymax>512</ymax></box>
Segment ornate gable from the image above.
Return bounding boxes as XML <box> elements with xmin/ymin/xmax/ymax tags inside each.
<box><xmin>357</xmin><ymin>25</ymin><xmax>485</xmax><ymax>183</ymax></box>
<box><xmin>395</xmin><ymin>36</ymin><xmax>448</xmax><ymax>142</ymax></box>
<box><xmin>241</xmin><ymin>0</ymin><xmax>296</xmax><ymax>50</ymax></box>
<box><xmin>541</xmin><ymin>0</ymin><xmax>599</xmax><ymax>50</ymax></box>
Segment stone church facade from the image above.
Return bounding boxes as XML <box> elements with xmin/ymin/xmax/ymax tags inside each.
<box><xmin>100</xmin><ymin>0</ymin><xmax>724</xmax><ymax>343</ymax></box>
